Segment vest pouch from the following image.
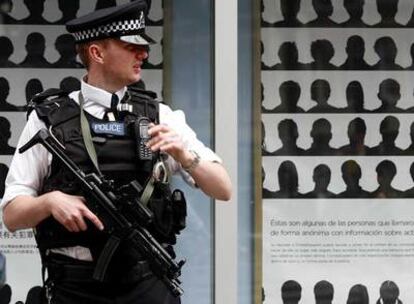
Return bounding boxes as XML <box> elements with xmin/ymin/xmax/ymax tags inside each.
<box><xmin>148</xmin><ymin>197</ymin><xmax>174</xmax><ymax>241</ymax></box>
<box><xmin>171</xmin><ymin>189</ymin><xmax>187</xmax><ymax>233</ymax></box>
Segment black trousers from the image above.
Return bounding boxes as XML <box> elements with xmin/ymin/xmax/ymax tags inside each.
<box><xmin>45</xmin><ymin>255</ymin><xmax>181</xmax><ymax>304</ymax></box>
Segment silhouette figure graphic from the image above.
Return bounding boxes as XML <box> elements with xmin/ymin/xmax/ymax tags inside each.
<box><xmin>273</xmin><ymin>119</ymin><xmax>305</xmax><ymax>155</ymax></box>
<box><xmin>337</xmin><ymin>118</ymin><xmax>369</xmax><ymax>155</ymax></box>
<box><xmin>19</xmin><ymin>32</ymin><xmax>52</xmax><ymax>68</ymax></box>
<box><xmin>307</xmin><ymin>39</ymin><xmax>337</xmax><ymax>70</ymax></box>
<box><xmin>274</xmin><ymin>0</ymin><xmax>303</xmax><ymax>27</ymax></box>
<box><xmin>372</xmin><ymin>37</ymin><xmax>403</xmax><ymax>70</ymax></box>
<box><xmin>273</xmin><ymin>42</ymin><xmax>305</xmax><ymax>70</ymax></box>
<box><xmin>304</xmin><ymin>164</ymin><xmax>336</xmax><ymax>198</ymax></box>
<box><xmin>308</xmin><ymin>79</ymin><xmax>340</xmax><ymax>113</ymax></box>
<box><xmin>281</xmin><ymin>280</ymin><xmax>302</xmax><ymax>304</ymax></box>
<box><xmin>60</xmin><ymin>77</ymin><xmax>81</xmax><ymax>93</ymax></box>
<box><xmin>24</xmin><ymin>286</ymin><xmax>43</xmax><ymax>304</ymax></box>
<box><xmin>376</xmin><ymin>281</ymin><xmax>402</xmax><ymax>304</ymax></box>
<box><xmin>340</xmin><ymin>35</ymin><xmax>372</xmax><ymax>70</ymax></box>
<box><xmin>337</xmin><ymin>160</ymin><xmax>370</xmax><ymax>198</ymax></box>
<box><xmin>341</xmin><ymin>81</ymin><xmax>368</xmax><ymax>113</ymax></box>
<box><xmin>272</xmin><ymin>160</ymin><xmax>303</xmax><ymax>198</ymax></box>
<box><xmin>369</xmin><ymin>116</ymin><xmax>403</xmax><ymax>155</ymax></box>
<box><xmin>306</xmin><ymin>118</ymin><xmax>337</xmax><ymax>155</ymax></box>
<box><xmin>95</xmin><ymin>0</ymin><xmax>117</xmax><ymax>10</ymax></box>
<box><xmin>0</xmin><ymin>36</ymin><xmax>17</xmax><ymax>67</ymax></box>
<box><xmin>142</xmin><ymin>38</ymin><xmax>163</xmax><ymax>69</ymax></box>
<box><xmin>373</xmin><ymin>0</ymin><xmax>402</xmax><ymax>28</ymax></box>
<box><xmin>371</xmin><ymin>79</ymin><xmax>404</xmax><ymax>113</ymax></box>
<box><xmin>370</xmin><ymin>160</ymin><xmax>403</xmax><ymax>198</ymax></box>
<box><xmin>341</xmin><ymin>0</ymin><xmax>368</xmax><ymax>27</ymax></box>
<box><xmin>25</xmin><ymin>78</ymin><xmax>44</xmax><ymax>105</ymax></box>
<box><xmin>52</xmin><ymin>34</ymin><xmax>83</xmax><ymax>68</ymax></box>
<box><xmin>273</xmin><ymin>81</ymin><xmax>305</xmax><ymax>113</ymax></box>
<box><xmin>314</xmin><ymin>280</ymin><xmax>334</xmax><ymax>304</ymax></box>
<box><xmin>0</xmin><ymin>117</ymin><xmax>15</xmax><ymax>154</ymax></box>
<box><xmin>54</xmin><ymin>0</ymin><xmax>80</xmax><ymax>24</ymax></box>
<box><xmin>307</xmin><ymin>0</ymin><xmax>338</xmax><ymax>27</ymax></box>
<box><xmin>262</xmin><ymin>166</ymin><xmax>275</xmax><ymax>199</ymax></box>
<box><xmin>0</xmin><ymin>77</ymin><xmax>21</xmax><ymax>111</ymax></box>
<box><xmin>403</xmin><ymin>162</ymin><xmax>414</xmax><ymax>197</ymax></box>
<box><xmin>346</xmin><ymin>284</ymin><xmax>369</xmax><ymax>304</ymax></box>
<box><xmin>0</xmin><ymin>0</ymin><xmax>17</xmax><ymax>24</ymax></box>
<box><xmin>403</xmin><ymin>123</ymin><xmax>414</xmax><ymax>155</ymax></box>
<box><xmin>20</xmin><ymin>0</ymin><xmax>50</xmax><ymax>24</ymax></box>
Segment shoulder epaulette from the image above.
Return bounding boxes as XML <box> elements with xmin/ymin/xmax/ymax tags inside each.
<box><xmin>28</xmin><ymin>88</ymin><xmax>72</xmax><ymax>123</ymax></box>
<box><xmin>31</xmin><ymin>88</ymin><xmax>69</xmax><ymax>104</ymax></box>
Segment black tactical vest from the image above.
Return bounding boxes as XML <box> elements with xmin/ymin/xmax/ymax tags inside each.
<box><xmin>31</xmin><ymin>88</ymin><xmax>186</xmax><ymax>267</ymax></box>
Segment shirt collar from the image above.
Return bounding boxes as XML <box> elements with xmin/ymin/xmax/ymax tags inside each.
<box><xmin>73</xmin><ymin>77</ymin><xmax>127</xmax><ymax>119</ymax></box>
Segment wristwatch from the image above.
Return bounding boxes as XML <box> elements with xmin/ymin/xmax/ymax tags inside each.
<box><xmin>183</xmin><ymin>150</ymin><xmax>200</xmax><ymax>173</ymax></box>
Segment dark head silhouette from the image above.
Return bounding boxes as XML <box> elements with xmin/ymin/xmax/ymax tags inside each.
<box><xmin>0</xmin><ymin>163</ymin><xmax>8</xmax><ymax>197</ymax></box>
<box><xmin>380</xmin><ymin>116</ymin><xmax>399</xmax><ymax>143</ymax></box>
<box><xmin>0</xmin><ymin>0</ymin><xmax>16</xmax><ymax>24</ymax></box>
<box><xmin>0</xmin><ymin>36</ymin><xmax>16</xmax><ymax>67</ymax></box>
<box><xmin>314</xmin><ymin>280</ymin><xmax>334</xmax><ymax>304</ymax></box>
<box><xmin>311</xmin><ymin>79</ymin><xmax>330</xmax><ymax>103</ymax></box>
<box><xmin>275</xmin><ymin>119</ymin><xmax>304</xmax><ymax>155</ymax></box>
<box><xmin>342</xmin><ymin>160</ymin><xmax>362</xmax><ymax>186</ymax></box>
<box><xmin>60</xmin><ymin>77</ymin><xmax>81</xmax><ymax>93</ymax></box>
<box><xmin>344</xmin><ymin>0</ymin><xmax>364</xmax><ymax>20</ymax></box>
<box><xmin>346</xmin><ymin>284</ymin><xmax>369</xmax><ymax>304</ymax></box>
<box><xmin>308</xmin><ymin>118</ymin><xmax>335</xmax><ymax>155</ymax></box>
<box><xmin>53</xmin><ymin>34</ymin><xmax>82</xmax><ymax>68</ymax></box>
<box><xmin>345</xmin><ymin>81</ymin><xmax>365</xmax><ymax>112</ymax></box>
<box><xmin>95</xmin><ymin>0</ymin><xmax>117</xmax><ymax>10</ymax></box>
<box><xmin>339</xmin><ymin>117</ymin><xmax>368</xmax><ymax>155</ymax></box>
<box><xmin>56</xmin><ymin>0</ymin><xmax>80</xmax><ymax>24</ymax></box>
<box><xmin>25</xmin><ymin>286</ymin><xmax>43</xmax><ymax>304</ymax></box>
<box><xmin>21</xmin><ymin>0</ymin><xmax>50</xmax><ymax>24</ymax></box>
<box><xmin>274</xmin><ymin>81</ymin><xmax>304</xmax><ymax>113</ymax></box>
<box><xmin>377</xmin><ymin>281</ymin><xmax>401</xmax><ymax>304</ymax></box>
<box><xmin>0</xmin><ymin>284</ymin><xmax>11</xmax><ymax>304</ymax></box>
<box><xmin>275</xmin><ymin>42</ymin><xmax>303</xmax><ymax>70</ymax></box>
<box><xmin>307</xmin><ymin>0</ymin><xmax>337</xmax><ymax>26</ymax></box>
<box><xmin>20</xmin><ymin>32</ymin><xmax>52</xmax><ymax>68</ymax></box>
<box><xmin>275</xmin><ymin>160</ymin><xmax>301</xmax><ymax>198</ymax></box>
<box><xmin>25</xmin><ymin>78</ymin><xmax>43</xmax><ymax>104</ymax></box>
<box><xmin>376</xmin><ymin>78</ymin><xmax>401</xmax><ymax>111</ymax></box>
<box><xmin>274</xmin><ymin>0</ymin><xmax>302</xmax><ymax>27</ymax></box>
<box><xmin>376</xmin><ymin>160</ymin><xmax>397</xmax><ymax>188</ymax></box>
<box><xmin>373</xmin><ymin>37</ymin><xmax>401</xmax><ymax>69</ymax></box>
<box><xmin>281</xmin><ymin>280</ymin><xmax>302</xmax><ymax>304</ymax></box>
<box><xmin>312</xmin><ymin>0</ymin><xmax>333</xmax><ymax>18</ymax></box>
<box><xmin>374</xmin><ymin>0</ymin><xmax>401</xmax><ymax>27</ymax></box>
<box><xmin>310</xmin><ymin>39</ymin><xmax>336</xmax><ymax>69</ymax></box>
<box><xmin>309</xmin><ymin>164</ymin><xmax>333</xmax><ymax>196</ymax></box>
<box><xmin>341</xmin><ymin>35</ymin><xmax>371</xmax><ymax>69</ymax></box>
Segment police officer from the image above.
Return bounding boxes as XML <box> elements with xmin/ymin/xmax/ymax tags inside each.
<box><xmin>1</xmin><ymin>1</ymin><xmax>232</xmax><ymax>303</ymax></box>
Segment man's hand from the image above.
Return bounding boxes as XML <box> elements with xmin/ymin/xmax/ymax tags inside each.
<box><xmin>147</xmin><ymin>123</ymin><xmax>190</xmax><ymax>165</ymax></box>
<box><xmin>47</xmin><ymin>191</ymin><xmax>104</xmax><ymax>232</ymax></box>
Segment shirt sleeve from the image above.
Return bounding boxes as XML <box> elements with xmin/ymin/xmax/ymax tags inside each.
<box><xmin>1</xmin><ymin>112</ymin><xmax>52</xmax><ymax>209</ymax></box>
<box><xmin>159</xmin><ymin>104</ymin><xmax>222</xmax><ymax>187</ymax></box>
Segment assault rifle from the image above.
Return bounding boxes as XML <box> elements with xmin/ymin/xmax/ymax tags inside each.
<box><xmin>19</xmin><ymin>128</ymin><xmax>185</xmax><ymax>297</ymax></box>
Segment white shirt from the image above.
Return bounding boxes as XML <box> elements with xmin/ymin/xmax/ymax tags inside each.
<box><xmin>1</xmin><ymin>79</ymin><xmax>221</xmax><ymax>260</ymax></box>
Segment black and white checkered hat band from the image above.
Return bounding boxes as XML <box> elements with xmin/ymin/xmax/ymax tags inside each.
<box><xmin>72</xmin><ymin>12</ymin><xmax>145</xmax><ymax>42</ymax></box>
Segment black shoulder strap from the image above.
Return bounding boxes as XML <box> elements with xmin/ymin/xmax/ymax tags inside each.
<box><xmin>123</xmin><ymin>87</ymin><xmax>159</xmax><ymax>123</ymax></box>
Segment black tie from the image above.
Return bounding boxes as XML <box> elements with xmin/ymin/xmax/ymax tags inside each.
<box><xmin>109</xmin><ymin>93</ymin><xmax>119</xmax><ymax>119</ymax></box>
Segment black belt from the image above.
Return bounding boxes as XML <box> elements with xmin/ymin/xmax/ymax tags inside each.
<box><xmin>45</xmin><ymin>254</ymin><xmax>152</xmax><ymax>285</ymax></box>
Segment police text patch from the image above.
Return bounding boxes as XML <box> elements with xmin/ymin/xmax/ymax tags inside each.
<box><xmin>92</xmin><ymin>122</ymin><xmax>125</xmax><ymax>136</ymax></box>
